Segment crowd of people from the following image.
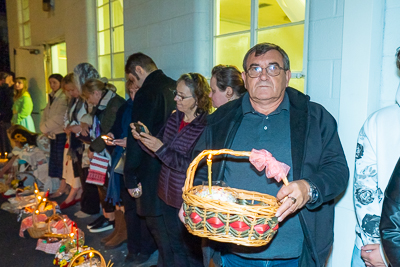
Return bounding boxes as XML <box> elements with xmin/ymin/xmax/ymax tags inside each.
<box><xmin>0</xmin><ymin>43</ymin><xmax>400</xmax><ymax>267</ymax></box>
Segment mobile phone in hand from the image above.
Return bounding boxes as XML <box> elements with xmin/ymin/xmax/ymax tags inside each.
<box><xmin>133</xmin><ymin>123</ymin><xmax>146</xmax><ymax>133</ymax></box>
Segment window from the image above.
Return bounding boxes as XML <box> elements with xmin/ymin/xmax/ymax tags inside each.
<box><xmin>18</xmin><ymin>0</ymin><xmax>31</xmax><ymax>46</ymax></box>
<box><xmin>51</xmin><ymin>42</ymin><xmax>67</xmax><ymax>76</ymax></box>
<box><xmin>214</xmin><ymin>0</ymin><xmax>306</xmax><ymax>92</ymax></box>
<box><xmin>97</xmin><ymin>0</ymin><xmax>125</xmax><ymax>97</ymax></box>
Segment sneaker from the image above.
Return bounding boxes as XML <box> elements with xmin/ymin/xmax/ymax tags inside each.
<box><xmin>89</xmin><ymin>218</ymin><xmax>114</xmax><ymax>233</ymax></box>
<box><xmin>87</xmin><ymin>215</ymin><xmax>105</xmax><ymax>229</ymax></box>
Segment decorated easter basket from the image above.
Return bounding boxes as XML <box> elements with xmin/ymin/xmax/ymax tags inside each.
<box><xmin>68</xmin><ymin>249</ymin><xmax>112</xmax><ymax>267</ymax></box>
<box><xmin>27</xmin><ymin>200</ymin><xmax>57</xmax><ymax>239</ymax></box>
<box><xmin>182</xmin><ymin>149</ymin><xmax>289</xmax><ymax>247</ymax></box>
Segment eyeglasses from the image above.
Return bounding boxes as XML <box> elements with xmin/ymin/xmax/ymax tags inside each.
<box><xmin>246</xmin><ymin>64</ymin><xmax>286</xmax><ymax>78</ymax></box>
<box><xmin>173</xmin><ymin>90</ymin><xmax>193</xmax><ymax>101</ymax></box>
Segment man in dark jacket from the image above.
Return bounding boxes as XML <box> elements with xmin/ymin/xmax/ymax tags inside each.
<box><xmin>191</xmin><ymin>43</ymin><xmax>349</xmax><ymax>267</ymax></box>
<box><xmin>0</xmin><ymin>72</ymin><xmax>14</xmax><ymax>156</ymax></box>
<box><xmin>124</xmin><ymin>53</ymin><xmax>176</xmax><ymax>265</ymax></box>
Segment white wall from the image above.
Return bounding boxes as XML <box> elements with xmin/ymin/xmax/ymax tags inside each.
<box><xmin>124</xmin><ymin>0</ymin><xmax>212</xmax><ymax>80</ymax></box>
<box><xmin>307</xmin><ymin>0</ymin><xmax>400</xmax><ymax>266</ymax></box>
<box><xmin>6</xmin><ymin>0</ymin><xmax>97</xmax><ymax>130</ymax></box>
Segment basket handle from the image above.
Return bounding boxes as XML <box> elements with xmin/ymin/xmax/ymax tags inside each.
<box><xmin>43</xmin><ymin>214</ymin><xmax>70</xmax><ymax>239</ymax></box>
<box><xmin>184</xmin><ymin>149</ymin><xmax>289</xmax><ymax>193</ymax></box>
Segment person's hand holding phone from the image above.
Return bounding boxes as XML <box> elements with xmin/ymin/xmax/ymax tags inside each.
<box><xmin>130</xmin><ymin>121</ymin><xmax>149</xmax><ymax>140</ymax></box>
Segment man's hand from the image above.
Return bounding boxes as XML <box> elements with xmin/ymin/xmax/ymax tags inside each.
<box><xmin>275</xmin><ymin>180</ymin><xmax>311</xmax><ymax>222</ymax></box>
<box><xmin>361</xmin><ymin>244</ymin><xmax>386</xmax><ymax>267</ymax></box>
<box><xmin>179</xmin><ymin>204</ymin><xmax>185</xmax><ymax>224</ymax></box>
<box><xmin>68</xmin><ymin>125</ymin><xmax>81</xmax><ymax>134</ymax></box>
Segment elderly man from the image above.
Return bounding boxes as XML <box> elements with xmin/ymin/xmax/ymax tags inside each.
<box><xmin>189</xmin><ymin>43</ymin><xmax>349</xmax><ymax>267</ymax></box>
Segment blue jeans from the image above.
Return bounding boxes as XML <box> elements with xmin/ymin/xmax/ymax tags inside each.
<box><xmin>351</xmin><ymin>245</ymin><xmax>366</xmax><ymax>267</ymax></box>
<box><xmin>221</xmin><ymin>253</ymin><xmax>299</xmax><ymax>267</ymax></box>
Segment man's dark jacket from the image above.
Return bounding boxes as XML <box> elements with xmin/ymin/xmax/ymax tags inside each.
<box><xmin>193</xmin><ymin>87</ymin><xmax>349</xmax><ymax>267</ymax></box>
<box><xmin>380</xmin><ymin>158</ymin><xmax>400</xmax><ymax>266</ymax></box>
<box><xmin>124</xmin><ymin>70</ymin><xmax>176</xmax><ymax>216</ymax></box>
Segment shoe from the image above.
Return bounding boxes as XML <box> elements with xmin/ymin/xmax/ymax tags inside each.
<box><xmin>133</xmin><ymin>253</ymin><xmax>151</xmax><ymax>264</ymax></box>
<box><xmin>104</xmin><ymin>210</ymin><xmax>127</xmax><ymax>249</ymax></box>
<box><xmin>101</xmin><ymin>229</ymin><xmax>117</xmax><ymax>245</ymax></box>
<box><xmin>59</xmin><ymin>198</ymin><xmax>79</xmax><ymax>210</ymax></box>
<box><xmin>89</xmin><ymin>218</ymin><xmax>114</xmax><ymax>233</ymax></box>
<box><xmin>74</xmin><ymin>211</ymin><xmax>91</xmax><ymax>218</ymax></box>
<box><xmin>124</xmin><ymin>252</ymin><xmax>139</xmax><ymax>263</ymax></box>
<box><xmin>87</xmin><ymin>215</ymin><xmax>105</xmax><ymax>229</ymax></box>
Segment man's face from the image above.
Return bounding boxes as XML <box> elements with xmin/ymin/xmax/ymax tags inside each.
<box><xmin>127</xmin><ymin>68</ymin><xmax>144</xmax><ymax>89</ymax></box>
<box><xmin>242</xmin><ymin>50</ymin><xmax>291</xmax><ymax>106</ymax></box>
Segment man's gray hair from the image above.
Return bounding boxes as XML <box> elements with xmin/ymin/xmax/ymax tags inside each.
<box><xmin>242</xmin><ymin>43</ymin><xmax>290</xmax><ymax>71</ymax></box>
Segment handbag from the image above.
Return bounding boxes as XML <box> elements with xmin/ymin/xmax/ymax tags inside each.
<box><xmin>114</xmin><ymin>151</ymin><xmax>125</xmax><ymax>175</ymax></box>
<box><xmin>86</xmin><ymin>153</ymin><xmax>109</xmax><ymax>186</ymax></box>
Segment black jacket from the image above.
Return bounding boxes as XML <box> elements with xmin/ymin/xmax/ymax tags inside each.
<box><xmin>124</xmin><ymin>70</ymin><xmax>176</xmax><ymax>216</ymax></box>
<box><xmin>0</xmin><ymin>84</ymin><xmax>14</xmax><ymax>123</ymax></box>
<box><xmin>194</xmin><ymin>88</ymin><xmax>349</xmax><ymax>266</ymax></box>
<box><xmin>380</xmin><ymin>158</ymin><xmax>400</xmax><ymax>267</ymax></box>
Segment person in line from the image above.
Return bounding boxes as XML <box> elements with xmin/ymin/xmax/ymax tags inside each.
<box><xmin>209</xmin><ymin>64</ymin><xmax>246</xmax><ymax>108</ymax></box>
<box><xmin>0</xmin><ymin>72</ymin><xmax>14</xmax><ymax>157</ymax></box>
<box><xmin>180</xmin><ymin>43</ymin><xmax>349</xmax><ymax>267</ymax></box>
<box><xmin>102</xmin><ymin>80</ymin><xmax>157</xmax><ymax>261</ymax></box>
<box><xmin>82</xmin><ymin>78</ymin><xmax>125</xmax><ymax>233</ymax></box>
<box><xmin>40</xmin><ymin>74</ymin><xmax>69</xmax><ymax>202</ymax></box>
<box><xmin>62</xmin><ymin>63</ymin><xmax>101</xmax><ymax>218</ymax></box>
<box><xmin>132</xmin><ymin>73</ymin><xmax>212</xmax><ymax>266</ymax></box>
<box><xmin>12</xmin><ymin>77</ymin><xmax>35</xmax><ymax>132</ymax></box>
<box><xmin>377</xmin><ymin>48</ymin><xmax>400</xmax><ymax>267</ymax></box>
<box><xmin>124</xmin><ymin>52</ymin><xmax>176</xmax><ymax>266</ymax></box>
<box><xmin>352</xmin><ymin>48</ymin><xmax>400</xmax><ymax>267</ymax></box>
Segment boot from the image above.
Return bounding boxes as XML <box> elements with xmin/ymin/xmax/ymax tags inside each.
<box><xmin>104</xmin><ymin>210</ymin><xmax>127</xmax><ymax>249</ymax></box>
<box><xmin>101</xmin><ymin>226</ymin><xmax>118</xmax><ymax>245</ymax></box>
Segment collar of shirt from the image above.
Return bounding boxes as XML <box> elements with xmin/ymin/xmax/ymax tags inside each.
<box><xmin>242</xmin><ymin>90</ymin><xmax>290</xmax><ymax>116</ymax></box>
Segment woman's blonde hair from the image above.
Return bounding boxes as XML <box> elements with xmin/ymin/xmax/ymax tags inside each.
<box><xmin>81</xmin><ymin>78</ymin><xmax>116</xmax><ymax>97</ymax></box>
<box><xmin>14</xmin><ymin>77</ymin><xmax>28</xmax><ymax>100</ymax></box>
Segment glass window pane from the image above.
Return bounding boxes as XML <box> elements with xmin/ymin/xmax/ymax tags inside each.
<box><xmin>51</xmin><ymin>43</ymin><xmax>67</xmax><ymax>76</ymax></box>
<box><xmin>24</xmin><ymin>37</ymin><xmax>31</xmax><ymax>46</ymax></box>
<box><xmin>112</xmin><ymin>53</ymin><xmax>125</xmax><ymax>79</ymax></box>
<box><xmin>19</xmin><ymin>25</ymin><xmax>24</xmax><ymax>46</ymax></box>
<box><xmin>112</xmin><ymin>0</ymin><xmax>124</xmax><ymax>27</ymax></box>
<box><xmin>215</xmin><ymin>32</ymin><xmax>250</xmax><ymax>71</ymax></box>
<box><xmin>98</xmin><ymin>55</ymin><xmax>111</xmax><ymax>79</ymax></box>
<box><xmin>97</xmin><ymin>0</ymin><xmax>107</xmax><ymax>7</ymax></box>
<box><xmin>98</xmin><ymin>30</ymin><xmax>111</xmax><ymax>55</ymax></box>
<box><xmin>22</xmin><ymin>0</ymin><xmax>29</xmax><ymax>9</ymax></box>
<box><xmin>23</xmin><ymin>23</ymin><xmax>30</xmax><ymax>39</ymax></box>
<box><xmin>217</xmin><ymin>0</ymin><xmax>251</xmax><ymax>35</ymax></box>
<box><xmin>22</xmin><ymin>7</ymin><xmax>29</xmax><ymax>22</ymax></box>
<box><xmin>113</xmin><ymin>26</ymin><xmax>124</xmax><ymax>53</ymax></box>
<box><xmin>97</xmin><ymin>4</ymin><xmax>110</xmax><ymax>31</ymax></box>
<box><xmin>257</xmin><ymin>24</ymin><xmax>304</xmax><ymax>72</ymax></box>
<box><xmin>110</xmin><ymin>80</ymin><xmax>126</xmax><ymax>98</ymax></box>
<box><xmin>288</xmin><ymin>77</ymin><xmax>304</xmax><ymax>93</ymax></box>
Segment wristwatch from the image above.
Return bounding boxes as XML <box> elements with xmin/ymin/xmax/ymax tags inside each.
<box><xmin>307</xmin><ymin>182</ymin><xmax>318</xmax><ymax>204</ymax></box>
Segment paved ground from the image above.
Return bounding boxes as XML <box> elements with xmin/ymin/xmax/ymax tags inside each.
<box><xmin>0</xmin><ymin>193</ymin><xmax>158</xmax><ymax>267</ymax></box>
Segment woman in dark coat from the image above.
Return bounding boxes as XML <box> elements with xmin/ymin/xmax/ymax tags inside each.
<box><xmin>132</xmin><ymin>73</ymin><xmax>212</xmax><ymax>267</ymax></box>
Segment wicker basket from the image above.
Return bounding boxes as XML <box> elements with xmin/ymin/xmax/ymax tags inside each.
<box><xmin>68</xmin><ymin>249</ymin><xmax>108</xmax><ymax>267</ymax></box>
<box><xmin>27</xmin><ymin>201</ymin><xmax>57</xmax><ymax>239</ymax></box>
<box><xmin>182</xmin><ymin>149</ymin><xmax>289</xmax><ymax>247</ymax></box>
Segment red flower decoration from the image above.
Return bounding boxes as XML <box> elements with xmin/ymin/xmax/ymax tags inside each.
<box><xmin>206</xmin><ymin>217</ymin><xmax>224</xmax><ymax>228</ymax></box>
<box><xmin>190</xmin><ymin>212</ymin><xmax>202</xmax><ymax>224</ymax></box>
<box><xmin>254</xmin><ymin>224</ymin><xmax>270</xmax><ymax>234</ymax></box>
<box><xmin>230</xmin><ymin>221</ymin><xmax>250</xmax><ymax>232</ymax></box>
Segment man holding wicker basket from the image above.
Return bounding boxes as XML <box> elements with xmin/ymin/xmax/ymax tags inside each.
<box><xmin>180</xmin><ymin>43</ymin><xmax>349</xmax><ymax>267</ymax></box>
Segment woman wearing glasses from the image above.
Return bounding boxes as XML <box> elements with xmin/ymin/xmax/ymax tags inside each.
<box><xmin>131</xmin><ymin>73</ymin><xmax>212</xmax><ymax>267</ymax></box>
<box><xmin>209</xmin><ymin>64</ymin><xmax>246</xmax><ymax>108</ymax></box>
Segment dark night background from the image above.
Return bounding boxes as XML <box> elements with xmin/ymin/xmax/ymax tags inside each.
<box><xmin>0</xmin><ymin>0</ymin><xmax>10</xmax><ymax>72</ymax></box>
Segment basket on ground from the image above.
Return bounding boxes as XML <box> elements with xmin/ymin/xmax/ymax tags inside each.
<box><xmin>182</xmin><ymin>149</ymin><xmax>289</xmax><ymax>247</ymax></box>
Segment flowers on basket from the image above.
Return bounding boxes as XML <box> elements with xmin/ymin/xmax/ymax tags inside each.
<box><xmin>249</xmin><ymin>149</ymin><xmax>290</xmax><ymax>182</ymax></box>
<box><xmin>196</xmin><ymin>187</ymin><xmax>237</xmax><ymax>203</ymax></box>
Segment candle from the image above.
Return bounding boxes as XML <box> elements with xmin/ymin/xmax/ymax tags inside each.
<box><xmin>75</xmin><ymin>223</ymin><xmax>79</xmax><ymax>251</ymax></box>
<box><xmin>207</xmin><ymin>154</ymin><xmax>212</xmax><ymax>194</ymax></box>
<box><xmin>5</xmin><ymin>152</ymin><xmax>7</xmax><ymax>158</ymax></box>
